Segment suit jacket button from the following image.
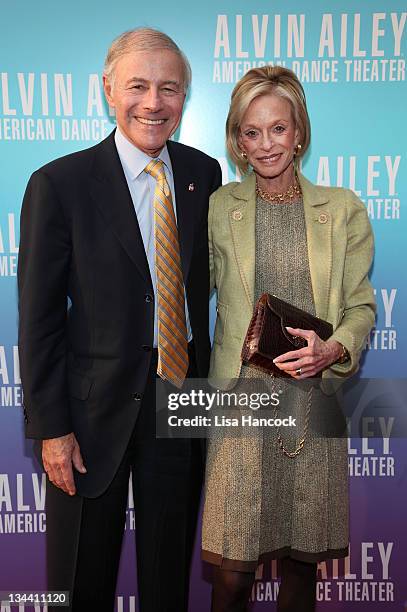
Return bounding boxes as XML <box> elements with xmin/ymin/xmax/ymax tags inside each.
<box><xmin>133</xmin><ymin>393</ymin><xmax>142</xmax><ymax>401</ymax></box>
<box><xmin>145</xmin><ymin>294</ymin><xmax>153</xmax><ymax>303</ymax></box>
<box><xmin>142</xmin><ymin>345</ymin><xmax>152</xmax><ymax>351</ymax></box>
<box><xmin>318</xmin><ymin>212</ymin><xmax>329</xmax><ymax>224</ymax></box>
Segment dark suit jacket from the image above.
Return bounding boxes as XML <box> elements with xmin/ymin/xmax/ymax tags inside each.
<box><xmin>18</xmin><ymin>130</ymin><xmax>222</xmax><ymax>497</ymax></box>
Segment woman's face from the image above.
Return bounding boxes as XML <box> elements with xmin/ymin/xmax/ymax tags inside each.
<box><xmin>238</xmin><ymin>94</ymin><xmax>299</xmax><ymax>185</ymax></box>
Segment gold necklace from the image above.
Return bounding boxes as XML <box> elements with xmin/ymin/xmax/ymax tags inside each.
<box><xmin>256</xmin><ymin>181</ymin><xmax>302</xmax><ymax>204</ymax></box>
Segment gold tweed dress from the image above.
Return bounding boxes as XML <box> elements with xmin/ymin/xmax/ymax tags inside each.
<box><xmin>202</xmin><ymin>195</ymin><xmax>349</xmax><ymax>571</ymax></box>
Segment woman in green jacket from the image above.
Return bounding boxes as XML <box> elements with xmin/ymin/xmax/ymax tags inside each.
<box><xmin>202</xmin><ymin>66</ymin><xmax>375</xmax><ymax>612</ymax></box>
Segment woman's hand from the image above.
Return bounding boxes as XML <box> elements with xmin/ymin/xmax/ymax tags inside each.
<box><xmin>272</xmin><ymin>327</ymin><xmax>343</xmax><ymax>378</ymax></box>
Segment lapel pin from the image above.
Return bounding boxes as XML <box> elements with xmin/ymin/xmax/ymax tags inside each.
<box><xmin>188</xmin><ymin>183</ymin><xmax>195</xmax><ymax>192</ymax></box>
<box><xmin>233</xmin><ymin>210</ymin><xmax>243</xmax><ymax>221</ymax></box>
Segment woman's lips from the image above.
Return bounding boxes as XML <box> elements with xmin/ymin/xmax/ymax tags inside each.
<box><xmin>257</xmin><ymin>153</ymin><xmax>282</xmax><ymax>163</ymax></box>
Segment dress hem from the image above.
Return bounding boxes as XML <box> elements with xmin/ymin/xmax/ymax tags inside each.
<box><xmin>202</xmin><ymin>545</ymin><xmax>349</xmax><ymax>571</ymax></box>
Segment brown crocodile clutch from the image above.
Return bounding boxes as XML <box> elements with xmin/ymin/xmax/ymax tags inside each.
<box><xmin>241</xmin><ymin>293</ymin><xmax>333</xmax><ymax>377</ymax></box>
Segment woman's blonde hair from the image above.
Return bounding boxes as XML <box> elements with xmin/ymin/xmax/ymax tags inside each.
<box><xmin>226</xmin><ymin>66</ymin><xmax>311</xmax><ymax>173</ymax></box>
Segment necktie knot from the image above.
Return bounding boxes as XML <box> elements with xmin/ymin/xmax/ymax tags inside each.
<box><xmin>145</xmin><ymin>159</ymin><xmax>171</xmax><ymax>196</ymax></box>
<box><xmin>145</xmin><ymin>159</ymin><xmax>165</xmax><ymax>181</ymax></box>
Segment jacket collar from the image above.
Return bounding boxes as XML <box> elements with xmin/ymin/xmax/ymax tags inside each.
<box><xmin>89</xmin><ymin>131</ymin><xmax>152</xmax><ymax>287</ymax></box>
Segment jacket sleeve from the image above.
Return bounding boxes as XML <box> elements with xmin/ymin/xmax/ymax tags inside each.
<box><xmin>327</xmin><ymin>189</ymin><xmax>376</xmax><ymax>378</ymax></box>
<box><xmin>18</xmin><ymin>170</ymin><xmax>72</xmax><ymax>439</ymax></box>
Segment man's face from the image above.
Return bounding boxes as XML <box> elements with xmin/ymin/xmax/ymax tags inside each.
<box><xmin>104</xmin><ymin>49</ymin><xmax>186</xmax><ymax>157</ymax></box>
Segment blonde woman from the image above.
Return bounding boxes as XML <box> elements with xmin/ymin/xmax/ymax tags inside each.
<box><xmin>202</xmin><ymin>67</ymin><xmax>375</xmax><ymax>611</ymax></box>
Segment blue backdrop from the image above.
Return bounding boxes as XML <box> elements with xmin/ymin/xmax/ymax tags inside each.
<box><xmin>1</xmin><ymin>1</ymin><xmax>406</xmax><ymax>610</ymax></box>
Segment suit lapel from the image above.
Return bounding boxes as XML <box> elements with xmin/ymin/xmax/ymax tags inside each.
<box><xmin>167</xmin><ymin>141</ymin><xmax>196</xmax><ymax>283</ymax></box>
<box><xmin>298</xmin><ymin>174</ymin><xmax>332</xmax><ymax>320</ymax></box>
<box><xmin>89</xmin><ymin>132</ymin><xmax>152</xmax><ymax>287</ymax></box>
<box><xmin>228</xmin><ymin>174</ymin><xmax>256</xmax><ymax>308</ymax></box>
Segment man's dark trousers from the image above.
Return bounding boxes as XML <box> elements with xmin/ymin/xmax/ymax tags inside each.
<box><xmin>46</xmin><ymin>345</ymin><xmax>202</xmax><ymax>612</ymax></box>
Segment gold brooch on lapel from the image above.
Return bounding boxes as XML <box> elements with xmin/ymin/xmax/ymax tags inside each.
<box><xmin>188</xmin><ymin>183</ymin><xmax>195</xmax><ymax>192</ymax></box>
<box><xmin>233</xmin><ymin>210</ymin><xmax>243</xmax><ymax>221</ymax></box>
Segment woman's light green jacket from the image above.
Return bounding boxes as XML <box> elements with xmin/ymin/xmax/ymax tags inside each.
<box><xmin>208</xmin><ymin>172</ymin><xmax>376</xmax><ymax>389</ymax></box>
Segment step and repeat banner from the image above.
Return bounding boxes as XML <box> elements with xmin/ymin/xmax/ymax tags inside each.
<box><xmin>1</xmin><ymin>0</ymin><xmax>406</xmax><ymax>610</ymax></box>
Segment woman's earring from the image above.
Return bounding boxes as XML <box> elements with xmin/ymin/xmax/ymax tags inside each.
<box><xmin>295</xmin><ymin>143</ymin><xmax>302</xmax><ymax>155</ymax></box>
<box><xmin>240</xmin><ymin>150</ymin><xmax>247</xmax><ymax>159</ymax></box>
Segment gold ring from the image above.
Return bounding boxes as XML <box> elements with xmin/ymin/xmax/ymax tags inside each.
<box><xmin>296</xmin><ymin>368</ymin><xmax>302</xmax><ymax>376</ymax></box>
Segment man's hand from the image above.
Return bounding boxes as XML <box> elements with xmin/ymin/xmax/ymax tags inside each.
<box><xmin>42</xmin><ymin>433</ymin><xmax>87</xmax><ymax>496</ymax></box>
<box><xmin>273</xmin><ymin>327</ymin><xmax>343</xmax><ymax>378</ymax></box>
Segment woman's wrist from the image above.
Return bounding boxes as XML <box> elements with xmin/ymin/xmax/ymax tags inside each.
<box><xmin>325</xmin><ymin>340</ymin><xmax>348</xmax><ymax>366</ymax></box>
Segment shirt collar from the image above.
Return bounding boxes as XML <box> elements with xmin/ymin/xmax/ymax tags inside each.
<box><xmin>114</xmin><ymin>127</ymin><xmax>173</xmax><ymax>181</ymax></box>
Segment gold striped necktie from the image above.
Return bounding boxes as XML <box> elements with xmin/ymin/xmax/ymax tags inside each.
<box><xmin>144</xmin><ymin>159</ymin><xmax>189</xmax><ymax>388</ymax></box>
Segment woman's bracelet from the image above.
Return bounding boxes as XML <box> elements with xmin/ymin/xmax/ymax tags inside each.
<box><xmin>336</xmin><ymin>343</ymin><xmax>350</xmax><ymax>364</ymax></box>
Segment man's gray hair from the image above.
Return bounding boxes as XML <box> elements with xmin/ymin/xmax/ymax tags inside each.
<box><xmin>104</xmin><ymin>28</ymin><xmax>192</xmax><ymax>92</ymax></box>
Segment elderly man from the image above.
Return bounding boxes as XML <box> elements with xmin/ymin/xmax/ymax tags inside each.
<box><xmin>18</xmin><ymin>28</ymin><xmax>221</xmax><ymax>611</ymax></box>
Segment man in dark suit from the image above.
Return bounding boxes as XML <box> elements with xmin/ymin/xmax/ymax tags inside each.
<box><xmin>18</xmin><ymin>28</ymin><xmax>221</xmax><ymax>611</ymax></box>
